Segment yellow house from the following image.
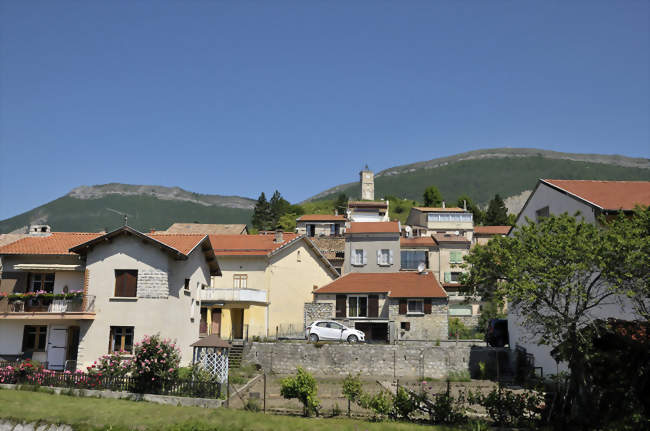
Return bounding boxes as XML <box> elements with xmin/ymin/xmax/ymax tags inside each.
<box><xmin>201</xmin><ymin>232</ymin><xmax>339</xmax><ymax>339</ymax></box>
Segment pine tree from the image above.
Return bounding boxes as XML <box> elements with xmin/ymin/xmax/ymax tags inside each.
<box><xmin>423</xmin><ymin>186</ymin><xmax>443</xmax><ymax>207</ymax></box>
<box><xmin>334</xmin><ymin>193</ymin><xmax>348</xmax><ymax>216</ymax></box>
<box><xmin>251</xmin><ymin>192</ymin><xmax>271</xmax><ymax>231</ymax></box>
<box><xmin>269</xmin><ymin>190</ymin><xmax>290</xmax><ymax>229</ymax></box>
<box><xmin>484</xmin><ymin>194</ymin><xmax>508</xmax><ymax>225</ymax></box>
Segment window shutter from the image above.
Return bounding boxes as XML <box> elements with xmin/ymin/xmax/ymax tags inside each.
<box><xmin>114</xmin><ymin>272</ymin><xmax>124</xmax><ymax>297</ymax></box>
<box><xmin>362</xmin><ymin>250</ymin><xmax>367</xmax><ymax>265</ymax></box>
<box><xmin>125</xmin><ymin>271</ymin><xmax>138</xmax><ymax>297</ymax></box>
<box><xmin>377</xmin><ymin>249</ymin><xmax>381</xmax><ymax>264</ymax></box>
<box><xmin>335</xmin><ymin>295</ymin><xmax>346</xmax><ymax>318</ymax></box>
<box><xmin>424</xmin><ymin>299</ymin><xmax>432</xmax><ymax>314</ymax></box>
<box><xmin>444</xmin><ymin>272</ymin><xmax>451</xmax><ymax>283</ymax></box>
<box><xmin>389</xmin><ymin>249</ymin><xmax>394</xmax><ymax>265</ymax></box>
<box><xmin>368</xmin><ymin>295</ymin><xmax>379</xmax><ymax>317</ymax></box>
<box><xmin>353</xmin><ymin>249</ymin><xmax>359</xmax><ymax>265</ymax></box>
<box><xmin>399</xmin><ymin>299</ymin><xmax>407</xmax><ymax>315</ymax></box>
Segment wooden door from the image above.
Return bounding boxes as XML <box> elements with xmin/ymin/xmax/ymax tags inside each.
<box><xmin>211</xmin><ymin>308</ymin><xmax>221</xmax><ymax>337</ymax></box>
<box><xmin>231</xmin><ymin>308</ymin><xmax>244</xmax><ymax>339</ymax></box>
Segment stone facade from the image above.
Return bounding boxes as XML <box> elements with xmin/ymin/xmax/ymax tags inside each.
<box><xmin>454</xmin><ymin>315</ymin><xmax>480</xmax><ymax>332</ymax></box>
<box><xmin>243</xmin><ymin>342</ymin><xmax>502</xmax><ymax>379</ymax></box>
<box><xmin>389</xmin><ymin>298</ymin><xmax>448</xmax><ymax>341</ymax></box>
<box><xmin>136</xmin><ymin>269</ymin><xmax>169</xmax><ymax>298</ymax></box>
<box><xmin>304</xmin><ymin>302</ymin><xmax>333</xmax><ymax>328</ymax></box>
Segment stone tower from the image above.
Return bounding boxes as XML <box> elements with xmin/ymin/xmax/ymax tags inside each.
<box><xmin>360</xmin><ymin>165</ymin><xmax>374</xmax><ymax>201</ymax></box>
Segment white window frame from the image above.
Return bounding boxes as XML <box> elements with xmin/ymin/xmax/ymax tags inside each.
<box><xmin>407</xmin><ymin>299</ymin><xmax>424</xmax><ymax>315</ymax></box>
<box><xmin>378</xmin><ymin>249</ymin><xmax>390</xmax><ymax>266</ymax></box>
<box><xmin>353</xmin><ymin>249</ymin><xmax>366</xmax><ymax>266</ymax></box>
<box><xmin>347</xmin><ymin>295</ymin><xmax>368</xmax><ymax>318</ymax></box>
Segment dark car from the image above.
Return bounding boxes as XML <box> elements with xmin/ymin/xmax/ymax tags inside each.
<box><xmin>485</xmin><ymin>319</ymin><xmax>509</xmax><ymax>347</ymax></box>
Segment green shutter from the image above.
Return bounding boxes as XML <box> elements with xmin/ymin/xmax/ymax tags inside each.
<box><xmin>444</xmin><ymin>272</ymin><xmax>451</xmax><ymax>283</ymax></box>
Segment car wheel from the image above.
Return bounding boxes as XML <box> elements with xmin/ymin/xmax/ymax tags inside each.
<box><xmin>347</xmin><ymin>334</ymin><xmax>358</xmax><ymax>343</ymax></box>
<box><xmin>309</xmin><ymin>333</ymin><xmax>319</xmax><ymax>343</ymax></box>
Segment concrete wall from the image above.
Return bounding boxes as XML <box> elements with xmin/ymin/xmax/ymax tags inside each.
<box><xmin>344</xmin><ymin>234</ymin><xmax>400</xmax><ymax>274</ymax></box>
<box><xmin>243</xmin><ymin>342</ymin><xmax>498</xmax><ymax>379</ymax></box>
<box><xmin>77</xmin><ymin>235</ymin><xmax>210</xmax><ymax>368</ymax></box>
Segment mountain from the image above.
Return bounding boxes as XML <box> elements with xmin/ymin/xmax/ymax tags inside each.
<box><xmin>305</xmin><ymin>148</ymin><xmax>650</xmax><ymax>212</ymax></box>
<box><xmin>0</xmin><ymin>184</ymin><xmax>255</xmax><ymax>234</ymax></box>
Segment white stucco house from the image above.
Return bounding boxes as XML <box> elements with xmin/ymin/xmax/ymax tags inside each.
<box><xmin>509</xmin><ymin>179</ymin><xmax>650</xmax><ymax>376</ymax></box>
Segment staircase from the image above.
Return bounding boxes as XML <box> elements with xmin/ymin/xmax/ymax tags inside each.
<box><xmin>229</xmin><ymin>342</ymin><xmax>244</xmax><ymax>369</ymax></box>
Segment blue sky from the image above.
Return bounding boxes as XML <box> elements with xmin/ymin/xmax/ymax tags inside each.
<box><xmin>0</xmin><ymin>0</ymin><xmax>648</xmax><ymax>220</ymax></box>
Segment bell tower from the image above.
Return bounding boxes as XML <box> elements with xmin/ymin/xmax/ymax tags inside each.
<box><xmin>360</xmin><ymin>165</ymin><xmax>374</xmax><ymax>201</ymax></box>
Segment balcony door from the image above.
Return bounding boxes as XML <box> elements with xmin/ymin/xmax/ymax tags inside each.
<box><xmin>47</xmin><ymin>326</ymin><xmax>67</xmax><ymax>370</ymax></box>
<box><xmin>211</xmin><ymin>308</ymin><xmax>221</xmax><ymax>337</ymax></box>
<box><xmin>231</xmin><ymin>308</ymin><xmax>244</xmax><ymax>339</ymax></box>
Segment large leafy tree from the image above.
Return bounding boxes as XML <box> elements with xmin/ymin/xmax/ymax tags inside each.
<box><xmin>423</xmin><ymin>186</ymin><xmax>443</xmax><ymax>207</ymax></box>
<box><xmin>484</xmin><ymin>193</ymin><xmax>508</xmax><ymax>225</ymax></box>
<box><xmin>461</xmin><ymin>212</ymin><xmax>649</xmax><ymax>425</ymax></box>
<box><xmin>251</xmin><ymin>192</ymin><xmax>271</xmax><ymax>231</ymax></box>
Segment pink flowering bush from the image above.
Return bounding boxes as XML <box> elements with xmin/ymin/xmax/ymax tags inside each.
<box><xmin>131</xmin><ymin>334</ymin><xmax>180</xmax><ymax>392</ymax></box>
<box><xmin>87</xmin><ymin>351</ymin><xmax>132</xmax><ymax>378</ymax></box>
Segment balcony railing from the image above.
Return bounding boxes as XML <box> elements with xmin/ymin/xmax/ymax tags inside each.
<box><xmin>199</xmin><ymin>288</ymin><xmax>267</xmax><ymax>304</ymax></box>
<box><xmin>2</xmin><ymin>295</ymin><xmax>96</xmax><ymax>314</ymax></box>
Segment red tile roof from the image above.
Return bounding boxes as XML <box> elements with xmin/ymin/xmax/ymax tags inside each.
<box><xmin>542</xmin><ymin>179</ymin><xmax>650</xmax><ymax>211</ymax></box>
<box><xmin>297</xmin><ymin>214</ymin><xmax>346</xmax><ymax>222</ymax></box>
<box><xmin>412</xmin><ymin>207</ymin><xmax>467</xmax><ymax>213</ymax></box>
<box><xmin>0</xmin><ymin>233</ymin><xmax>103</xmax><ymax>255</ymax></box>
<box><xmin>314</xmin><ymin>272</ymin><xmax>447</xmax><ymax>298</ymax></box>
<box><xmin>346</xmin><ymin>222</ymin><xmax>400</xmax><ymax>234</ymax></box>
<box><xmin>400</xmin><ymin>237</ymin><xmax>436</xmax><ymax>247</ymax></box>
<box><xmin>208</xmin><ymin>233</ymin><xmax>300</xmax><ymax>256</ymax></box>
<box><xmin>147</xmin><ymin>234</ymin><xmax>209</xmax><ymax>255</ymax></box>
<box><xmin>432</xmin><ymin>233</ymin><xmax>470</xmax><ymax>244</ymax></box>
<box><xmin>474</xmin><ymin>226</ymin><xmax>512</xmax><ymax>235</ymax></box>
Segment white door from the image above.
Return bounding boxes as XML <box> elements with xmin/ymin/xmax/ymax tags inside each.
<box><xmin>47</xmin><ymin>326</ymin><xmax>68</xmax><ymax>370</ymax></box>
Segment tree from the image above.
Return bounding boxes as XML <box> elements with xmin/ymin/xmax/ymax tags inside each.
<box><xmin>280</xmin><ymin>367</ymin><xmax>320</xmax><ymax>416</ymax></box>
<box><xmin>484</xmin><ymin>194</ymin><xmax>508</xmax><ymax>225</ymax></box>
<box><xmin>423</xmin><ymin>186</ymin><xmax>443</xmax><ymax>207</ymax></box>
<box><xmin>461</xmin><ymin>213</ymin><xmax>648</xmax><ymax>426</ymax></box>
<box><xmin>277</xmin><ymin>212</ymin><xmax>298</xmax><ymax>232</ymax></box>
<box><xmin>334</xmin><ymin>193</ymin><xmax>348</xmax><ymax>216</ymax></box>
<box><xmin>251</xmin><ymin>192</ymin><xmax>271</xmax><ymax>231</ymax></box>
<box><xmin>269</xmin><ymin>190</ymin><xmax>291</xmax><ymax>229</ymax></box>
<box><xmin>456</xmin><ymin>194</ymin><xmax>484</xmax><ymax>225</ymax></box>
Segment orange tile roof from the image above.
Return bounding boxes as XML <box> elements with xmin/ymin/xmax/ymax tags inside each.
<box><xmin>400</xmin><ymin>237</ymin><xmax>436</xmax><ymax>247</ymax></box>
<box><xmin>147</xmin><ymin>234</ymin><xmax>208</xmax><ymax>255</ymax></box>
<box><xmin>0</xmin><ymin>232</ymin><xmax>102</xmax><ymax>255</ymax></box>
<box><xmin>297</xmin><ymin>214</ymin><xmax>346</xmax><ymax>222</ymax></box>
<box><xmin>542</xmin><ymin>179</ymin><xmax>650</xmax><ymax>211</ymax></box>
<box><xmin>348</xmin><ymin>201</ymin><xmax>388</xmax><ymax>208</ymax></box>
<box><xmin>346</xmin><ymin>222</ymin><xmax>400</xmax><ymax>234</ymax></box>
<box><xmin>432</xmin><ymin>233</ymin><xmax>470</xmax><ymax>244</ymax></box>
<box><xmin>412</xmin><ymin>207</ymin><xmax>467</xmax><ymax>213</ymax></box>
<box><xmin>209</xmin><ymin>233</ymin><xmax>300</xmax><ymax>256</ymax></box>
<box><xmin>474</xmin><ymin>226</ymin><xmax>512</xmax><ymax>235</ymax></box>
<box><xmin>314</xmin><ymin>272</ymin><xmax>447</xmax><ymax>298</ymax></box>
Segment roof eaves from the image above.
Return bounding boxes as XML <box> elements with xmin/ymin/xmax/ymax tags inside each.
<box><xmin>540</xmin><ymin>179</ymin><xmax>604</xmax><ymax>211</ymax></box>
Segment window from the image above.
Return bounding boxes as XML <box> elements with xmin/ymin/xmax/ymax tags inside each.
<box><xmin>401</xmin><ymin>250</ymin><xmax>427</xmax><ymax>270</ymax></box>
<box><xmin>31</xmin><ymin>273</ymin><xmax>54</xmax><ymax>293</ymax></box>
<box><xmin>114</xmin><ymin>270</ymin><xmax>137</xmax><ymax>297</ymax></box>
<box><xmin>109</xmin><ymin>326</ymin><xmax>134</xmax><ymax>353</ymax></box>
<box><xmin>427</xmin><ymin>213</ymin><xmax>473</xmax><ymax>223</ymax></box>
<box><xmin>22</xmin><ymin>325</ymin><xmax>47</xmax><ymax>352</ymax></box>
<box><xmin>377</xmin><ymin>249</ymin><xmax>392</xmax><ymax>266</ymax></box>
<box><xmin>400</xmin><ymin>322</ymin><xmax>410</xmax><ymax>331</ymax></box>
<box><xmin>184</xmin><ymin>279</ymin><xmax>190</xmax><ymax>291</ymax></box>
<box><xmin>348</xmin><ymin>295</ymin><xmax>368</xmax><ymax>318</ymax></box>
<box><xmin>407</xmin><ymin>299</ymin><xmax>424</xmax><ymax>314</ymax></box>
<box><xmin>297</xmin><ymin>250</ymin><xmax>301</xmax><ymax>262</ymax></box>
<box><xmin>233</xmin><ymin>274</ymin><xmax>247</xmax><ymax>289</ymax></box>
<box><xmin>449</xmin><ymin>251</ymin><xmax>463</xmax><ymax>264</ymax></box>
<box><xmin>536</xmin><ymin>206</ymin><xmax>550</xmax><ymax>221</ymax></box>
<box><xmin>353</xmin><ymin>249</ymin><xmax>366</xmax><ymax>266</ymax></box>
<box><xmin>330</xmin><ymin>224</ymin><xmax>336</xmax><ymax>236</ymax></box>
<box><xmin>450</xmin><ymin>272</ymin><xmax>462</xmax><ymax>283</ymax></box>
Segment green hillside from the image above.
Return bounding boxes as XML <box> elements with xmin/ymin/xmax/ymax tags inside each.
<box><xmin>313</xmin><ymin>156</ymin><xmax>650</xmax><ymax>205</ymax></box>
<box><xmin>0</xmin><ymin>195</ymin><xmax>252</xmax><ymax>234</ymax></box>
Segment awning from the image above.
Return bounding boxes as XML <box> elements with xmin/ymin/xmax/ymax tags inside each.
<box><xmin>13</xmin><ymin>264</ymin><xmax>84</xmax><ymax>272</ymax></box>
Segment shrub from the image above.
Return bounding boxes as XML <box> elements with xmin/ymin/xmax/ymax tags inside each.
<box><xmin>359</xmin><ymin>389</ymin><xmax>394</xmax><ymax>419</ymax></box>
<box><xmin>87</xmin><ymin>352</ymin><xmax>132</xmax><ymax>378</ymax></box>
<box><xmin>447</xmin><ymin>370</ymin><xmax>471</xmax><ymax>382</ymax></box>
<box><xmin>280</xmin><ymin>367</ymin><xmax>320</xmax><ymax>416</ymax></box>
<box><xmin>130</xmin><ymin>334</ymin><xmax>181</xmax><ymax>393</ymax></box>
<box><xmin>469</xmin><ymin>387</ymin><xmax>543</xmax><ymax>427</ymax></box>
<box><xmin>393</xmin><ymin>386</ymin><xmax>419</xmax><ymax>420</ymax></box>
<box><xmin>331</xmin><ymin>402</ymin><xmax>342</xmax><ymax>417</ymax></box>
<box><xmin>429</xmin><ymin>392</ymin><xmax>468</xmax><ymax>424</ymax></box>
<box><xmin>244</xmin><ymin>398</ymin><xmax>261</xmax><ymax>412</ymax></box>
<box><xmin>342</xmin><ymin>373</ymin><xmax>363</xmax><ymax>404</ymax></box>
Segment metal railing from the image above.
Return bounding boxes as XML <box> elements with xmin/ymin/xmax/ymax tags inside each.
<box><xmin>5</xmin><ymin>295</ymin><xmax>95</xmax><ymax>313</ymax></box>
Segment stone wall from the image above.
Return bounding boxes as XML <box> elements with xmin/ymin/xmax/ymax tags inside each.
<box><xmin>137</xmin><ymin>269</ymin><xmax>169</xmax><ymax>298</ymax></box>
<box><xmin>242</xmin><ymin>342</ymin><xmax>505</xmax><ymax>379</ymax></box>
<box><xmin>454</xmin><ymin>315</ymin><xmax>480</xmax><ymax>331</ymax></box>
<box><xmin>304</xmin><ymin>302</ymin><xmax>333</xmax><ymax>327</ymax></box>
<box><xmin>389</xmin><ymin>298</ymin><xmax>448</xmax><ymax>341</ymax></box>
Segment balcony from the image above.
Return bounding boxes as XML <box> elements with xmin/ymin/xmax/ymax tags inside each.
<box><xmin>0</xmin><ymin>295</ymin><xmax>96</xmax><ymax>320</ymax></box>
<box><xmin>199</xmin><ymin>288</ymin><xmax>267</xmax><ymax>304</ymax></box>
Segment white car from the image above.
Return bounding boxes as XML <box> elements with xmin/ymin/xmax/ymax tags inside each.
<box><xmin>305</xmin><ymin>320</ymin><xmax>365</xmax><ymax>343</ymax></box>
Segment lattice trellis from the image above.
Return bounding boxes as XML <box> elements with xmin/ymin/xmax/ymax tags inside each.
<box><xmin>195</xmin><ymin>347</ymin><xmax>228</xmax><ymax>383</ymax></box>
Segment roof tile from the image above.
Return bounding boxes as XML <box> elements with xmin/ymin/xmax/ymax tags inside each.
<box><xmin>543</xmin><ymin>179</ymin><xmax>650</xmax><ymax>211</ymax></box>
<box><xmin>314</xmin><ymin>272</ymin><xmax>447</xmax><ymax>298</ymax></box>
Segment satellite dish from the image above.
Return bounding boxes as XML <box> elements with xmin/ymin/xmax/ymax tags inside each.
<box><xmin>417</xmin><ymin>262</ymin><xmax>426</xmax><ymax>273</ymax></box>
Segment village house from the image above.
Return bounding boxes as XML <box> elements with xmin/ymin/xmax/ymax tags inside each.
<box><xmin>405</xmin><ymin>205</ymin><xmax>474</xmax><ymax>240</ymax></box>
<box><xmin>307</xmin><ymin>272</ymin><xmax>448</xmax><ymax>343</ymax></box>
<box><xmin>203</xmin><ymin>232</ymin><xmax>339</xmax><ymax>340</ymax></box>
<box><xmin>472</xmin><ymin>225</ymin><xmax>512</xmax><ymax>246</ymax></box>
<box><xmin>509</xmin><ymin>179</ymin><xmax>650</xmax><ymax>376</ymax></box>
<box><xmin>295</xmin><ymin>214</ymin><xmax>346</xmax><ymax>237</ymax></box>
<box><xmin>343</xmin><ymin>222</ymin><xmax>400</xmax><ymax>274</ymax></box>
<box><xmin>0</xmin><ymin>225</ymin><xmax>219</xmax><ymax>370</ymax></box>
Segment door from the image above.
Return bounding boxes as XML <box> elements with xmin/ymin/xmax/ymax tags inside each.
<box><xmin>328</xmin><ymin>322</ymin><xmax>346</xmax><ymax>340</ymax></box>
<box><xmin>47</xmin><ymin>326</ymin><xmax>68</xmax><ymax>370</ymax></box>
<box><xmin>231</xmin><ymin>308</ymin><xmax>244</xmax><ymax>339</ymax></box>
<box><xmin>211</xmin><ymin>308</ymin><xmax>221</xmax><ymax>337</ymax></box>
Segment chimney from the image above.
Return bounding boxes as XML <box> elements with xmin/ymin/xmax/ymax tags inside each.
<box><xmin>463</xmin><ymin>200</ymin><xmax>467</xmax><ymax>211</ymax></box>
<box><xmin>274</xmin><ymin>230</ymin><xmax>283</xmax><ymax>243</ymax></box>
<box><xmin>28</xmin><ymin>225</ymin><xmax>52</xmax><ymax>236</ymax></box>
<box><xmin>334</xmin><ymin>208</ymin><xmax>338</xmax><ymax>216</ymax></box>
<box><xmin>442</xmin><ymin>201</ymin><xmax>446</xmax><ymax>208</ymax></box>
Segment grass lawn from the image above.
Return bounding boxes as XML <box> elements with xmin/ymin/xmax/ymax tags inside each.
<box><xmin>0</xmin><ymin>388</ymin><xmax>469</xmax><ymax>431</ymax></box>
